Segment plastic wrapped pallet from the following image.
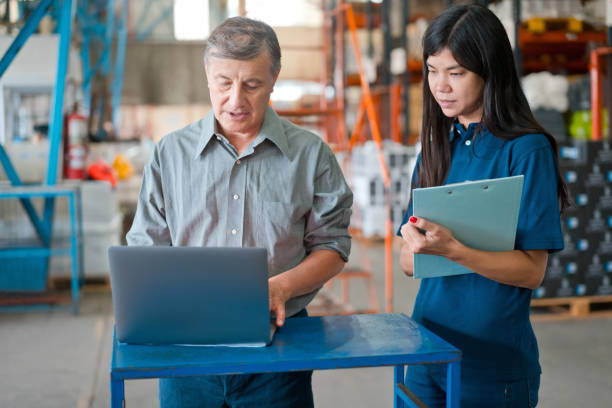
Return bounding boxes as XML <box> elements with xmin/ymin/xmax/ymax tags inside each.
<box><xmin>522</xmin><ymin>72</ymin><xmax>569</xmax><ymax>112</ymax></box>
<box><xmin>349</xmin><ymin>141</ymin><xmax>419</xmax><ymax>238</ymax></box>
<box><xmin>50</xmin><ymin>180</ymin><xmax>120</xmax><ymax>277</ymax></box>
<box><xmin>536</xmin><ymin>140</ymin><xmax>612</xmax><ymax>298</ymax></box>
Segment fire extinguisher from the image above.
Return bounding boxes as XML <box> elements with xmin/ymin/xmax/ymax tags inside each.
<box><xmin>63</xmin><ymin>106</ymin><xmax>88</xmax><ymax>179</ymax></box>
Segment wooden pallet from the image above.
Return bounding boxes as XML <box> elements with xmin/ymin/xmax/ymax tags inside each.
<box><xmin>0</xmin><ymin>276</ymin><xmax>111</xmax><ymax>309</ymax></box>
<box><xmin>530</xmin><ymin>295</ymin><xmax>612</xmax><ymax>321</ymax></box>
<box><xmin>0</xmin><ymin>292</ymin><xmax>71</xmax><ymax>307</ymax></box>
<box><xmin>49</xmin><ymin>276</ymin><xmax>110</xmax><ymax>292</ymax></box>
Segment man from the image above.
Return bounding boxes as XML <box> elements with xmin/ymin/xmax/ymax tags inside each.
<box><xmin>126</xmin><ymin>17</ymin><xmax>352</xmax><ymax>408</ymax></box>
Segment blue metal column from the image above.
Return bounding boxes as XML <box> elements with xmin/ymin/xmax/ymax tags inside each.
<box><xmin>45</xmin><ymin>0</ymin><xmax>74</xmax><ymax>187</ymax></box>
<box><xmin>102</xmin><ymin>0</ymin><xmax>116</xmax><ymax>76</ymax></box>
<box><xmin>42</xmin><ymin>0</ymin><xmax>74</xmax><ymax>236</ymax></box>
<box><xmin>79</xmin><ymin>18</ymin><xmax>92</xmax><ymax>115</ymax></box>
<box><xmin>111</xmin><ymin>0</ymin><xmax>128</xmax><ymax>131</ymax></box>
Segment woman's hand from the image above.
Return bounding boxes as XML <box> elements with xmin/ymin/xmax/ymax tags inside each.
<box><xmin>399</xmin><ymin>215</ymin><xmax>461</xmax><ymax>276</ymax></box>
<box><xmin>399</xmin><ymin>216</ymin><xmax>548</xmax><ymax>289</ymax></box>
<box><xmin>400</xmin><ymin>216</ymin><xmax>462</xmax><ymax>258</ymax></box>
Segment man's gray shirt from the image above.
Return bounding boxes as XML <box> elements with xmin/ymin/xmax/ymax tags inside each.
<box><xmin>126</xmin><ymin>106</ymin><xmax>353</xmax><ymax>316</ymax></box>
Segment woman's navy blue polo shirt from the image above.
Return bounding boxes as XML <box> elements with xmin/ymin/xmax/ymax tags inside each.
<box><xmin>399</xmin><ymin>122</ymin><xmax>563</xmax><ymax>381</ymax></box>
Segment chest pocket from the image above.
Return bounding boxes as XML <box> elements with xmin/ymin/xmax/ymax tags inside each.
<box><xmin>256</xmin><ymin>200</ymin><xmax>308</xmax><ymax>242</ymax></box>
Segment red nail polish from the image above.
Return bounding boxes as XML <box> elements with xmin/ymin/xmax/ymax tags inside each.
<box><xmin>409</xmin><ymin>216</ymin><xmax>417</xmax><ymax>223</ymax></box>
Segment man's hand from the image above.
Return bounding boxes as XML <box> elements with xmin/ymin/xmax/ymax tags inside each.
<box><xmin>268</xmin><ymin>275</ymin><xmax>291</xmax><ymax>327</ymax></box>
<box><xmin>267</xmin><ymin>250</ymin><xmax>345</xmax><ymax>327</ymax></box>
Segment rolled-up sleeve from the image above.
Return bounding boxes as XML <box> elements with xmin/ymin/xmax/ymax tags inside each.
<box><xmin>126</xmin><ymin>145</ymin><xmax>172</xmax><ymax>246</ymax></box>
<box><xmin>511</xmin><ymin>144</ymin><xmax>563</xmax><ymax>252</ymax></box>
<box><xmin>303</xmin><ymin>144</ymin><xmax>353</xmax><ymax>261</ymax></box>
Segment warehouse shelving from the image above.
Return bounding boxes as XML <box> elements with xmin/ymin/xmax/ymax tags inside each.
<box><xmin>519</xmin><ymin>26</ymin><xmax>607</xmax><ymax>74</ymax></box>
<box><xmin>318</xmin><ymin>1</ymin><xmax>426</xmax><ymax>314</ymax></box>
<box><xmin>590</xmin><ymin>46</ymin><xmax>612</xmax><ymax>141</ymax></box>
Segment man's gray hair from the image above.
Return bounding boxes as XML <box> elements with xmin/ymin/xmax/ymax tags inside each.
<box><xmin>205</xmin><ymin>17</ymin><xmax>281</xmax><ymax>75</ymax></box>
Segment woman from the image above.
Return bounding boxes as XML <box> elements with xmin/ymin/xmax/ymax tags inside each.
<box><xmin>398</xmin><ymin>4</ymin><xmax>569</xmax><ymax>407</ymax></box>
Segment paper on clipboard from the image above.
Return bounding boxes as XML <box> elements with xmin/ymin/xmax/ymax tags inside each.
<box><xmin>412</xmin><ymin>175</ymin><xmax>524</xmax><ymax>279</ymax></box>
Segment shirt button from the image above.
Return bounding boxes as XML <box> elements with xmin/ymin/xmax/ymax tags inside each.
<box><xmin>465</xmin><ymin>140</ymin><xmax>471</xmax><ymax>146</ymax></box>
<box><xmin>236</xmin><ymin>159</ymin><xmax>241</xmax><ymax>165</ymax></box>
<box><xmin>233</xmin><ymin>194</ymin><xmax>239</xmax><ymax>200</ymax></box>
<box><xmin>231</xmin><ymin>229</ymin><xmax>237</xmax><ymax>235</ymax></box>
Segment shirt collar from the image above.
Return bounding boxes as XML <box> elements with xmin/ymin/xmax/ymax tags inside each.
<box><xmin>194</xmin><ymin>106</ymin><xmax>289</xmax><ymax>159</ymax></box>
<box><xmin>450</xmin><ymin>120</ymin><xmax>483</xmax><ymax>142</ymax></box>
<box><xmin>258</xmin><ymin>106</ymin><xmax>290</xmax><ymax>157</ymax></box>
<box><xmin>194</xmin><ymin>111</ymin><xmax>217</xmax><ymax>159</ymax></box>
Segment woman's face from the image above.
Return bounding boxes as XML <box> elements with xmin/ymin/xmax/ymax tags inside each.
<box><xmin>426</xmin><ymin>47</ymin><xmax>485</xmax><ymax>128</ymax></box>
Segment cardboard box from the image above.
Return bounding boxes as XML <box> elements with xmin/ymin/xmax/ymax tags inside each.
<box><xmin>595</xmin><ymin>231</ymin><xmax>612</xmax><ymax>256</ymax></box>
<box><xmin>585</xmin><ymin>163</ymin><xmax>607</xmax><ymax>188</ymax></box>
<box><xmin>585</xmin><ymin>209</ymin><xmax>608</xmax><ymax>234</ymax></box>
<box><xmin>586</xmin><ymin>275</ymin><xmax>612</xmax><ymax>296</ymax></box>
<box><xmin>585</xmin><ymin>254</ymin><xmax>609</xmax><ymax>278</ymax></box>
<box><xmin>595</xmin><ymin>186</ymin><xmax>612</xmax><ymax>210</ymax></box>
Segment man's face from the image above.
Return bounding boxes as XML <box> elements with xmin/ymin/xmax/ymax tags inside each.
<box><xmin>205</xmin><ymin>50</ymin><xmax>279</xmax><ymax>139</ymax></box>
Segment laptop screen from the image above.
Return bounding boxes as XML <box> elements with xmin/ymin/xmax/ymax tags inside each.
<box><xmin>109</xmin><ymin>246</ymin><xmax>271</xmax><ymax>346</ymax></box>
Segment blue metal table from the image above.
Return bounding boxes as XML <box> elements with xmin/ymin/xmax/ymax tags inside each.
<box><xmin>0</xmin><ymin>186</ymin><xmax>82</xmax><ymax>314</ymax></box>
<box><xmin>111</xmin><ymin>313</ymin><xmax>461</xmax><ymax>407</ymax></box>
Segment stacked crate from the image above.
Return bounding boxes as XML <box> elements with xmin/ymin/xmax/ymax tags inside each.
<box><xmin>50</xmin><ymin>180</ymin><xmax>121</xmax><ymax>278</ymax></box>
<box><xmin>535</xmin><ymin>141</ymin><xmax>612</xmax><ymax>298</ymax></box>
<box><xmin>348</xmin><ymin>141</ymin><xmax>418</xmax><ymax>238</ymax></box>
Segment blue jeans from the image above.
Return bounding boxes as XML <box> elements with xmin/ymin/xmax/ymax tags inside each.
<box><xmin>159</xmin><ymin>310</ymin><xmax>313</xmax><ymax>408</ymax></box>
<box><xmin>404</xmin><ymin>364</ymin><xmax>540</xmax><ymax>408</ymax></box>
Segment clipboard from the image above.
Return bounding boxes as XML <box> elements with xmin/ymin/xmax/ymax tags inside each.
<box><xmin>412</xmin><ymin>175</ymin><xmax>524</xmax><ymax>278</ymax></box>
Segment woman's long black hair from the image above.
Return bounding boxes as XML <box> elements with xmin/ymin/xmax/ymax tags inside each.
<box><xmin>418</xmin><ymin>4</ymin><xmax>570</xmax><ymax>211</ymax></box>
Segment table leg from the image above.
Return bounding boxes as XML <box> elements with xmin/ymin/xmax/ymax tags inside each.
<box><xmin>68</xmin><ymin>193</ymin><xmax>79</xmax><ymax>315</ymax></box>
<box><xmin>446</xmin><ymin>360</ymin><xmax>460</xmax><ymax>408</ymax></box>
<box><xmin>111</xmin><ymin>378</ymin><xmax>125</xmax><ymax>408</ymax></box>
<box><xmin>394</xmin><ymin>365</ymin><xmax>405</xmax><ymax>408</ymax></box>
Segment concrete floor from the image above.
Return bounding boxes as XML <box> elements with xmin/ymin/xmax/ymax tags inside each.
<box><xmin>1</xmin><ymin>241</ymin><xmax>611</xmax><ymax>407</ymax></box>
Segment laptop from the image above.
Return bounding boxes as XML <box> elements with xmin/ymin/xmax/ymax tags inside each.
<box><xmin>108</xmin><ymin>246</ymin><xmax>274</xmax><ymax>346</ymax></box>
